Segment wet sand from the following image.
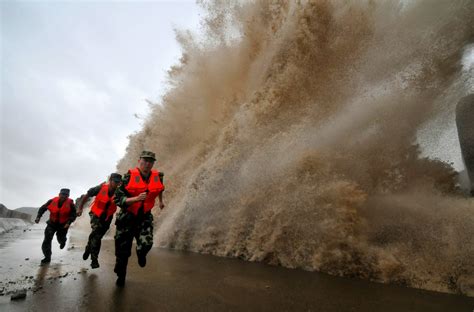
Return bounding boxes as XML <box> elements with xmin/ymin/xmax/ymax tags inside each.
<box><xmin>0</xmin><ymin>224</ymin><xmax>473</xmax><ymax>312</ymax></box>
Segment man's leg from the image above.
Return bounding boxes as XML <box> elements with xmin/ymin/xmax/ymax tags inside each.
<box><xmin>83</xmin><ymin>213</ymin><xmax>97</xmax><ymax>260</ymax></box>
<box><xmin>56</xmin><ymin>226</ymin><xmax>68</xmax><ymax>250</ymax></box>
<box><xmin>89</xmin><ymin>217</ymin><xmax>111</xmax><ymax>268</ymax></box>
<box><xmin>41</xmin><ymin>224</ymin><xmax>56</xmax><ymax>263</ymax></box>
<box><xmin>114</xmin><ymin>212</ymin><xmax>134</xmax><ymax>286</ymax></box>
<box><xmin>135</xmin><ymin>213</ymin><xmax>154</xmax><ymax>268</ymax></box>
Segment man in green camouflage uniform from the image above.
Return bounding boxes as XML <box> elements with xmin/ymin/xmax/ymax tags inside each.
<box><xmin>77</xmin><ymin>173</ymin><xmax>122</xmax><ymax>269</ymax></box>
<box><xmin>114</xmin><ymin>151</ymin><xmax>165</xmax><ymax>287</ymax></box>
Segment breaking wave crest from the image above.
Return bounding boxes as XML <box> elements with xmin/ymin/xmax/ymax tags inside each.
<box><xmin>118</xmin><ymin>0</ymin><xmax>474</xmax><ymax>295</ymax></box>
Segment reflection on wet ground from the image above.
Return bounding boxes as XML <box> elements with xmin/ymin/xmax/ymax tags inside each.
<box><xmin>1</xmin><ymin>224</ymin><xmax>474</xmax><ymax>311</ymax></box>
<box><xmin>0</xmin><ymin>224</ymin><xmax>89</xmax><ymax>296</ymax></box>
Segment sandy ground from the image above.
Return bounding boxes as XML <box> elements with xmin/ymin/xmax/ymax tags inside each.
<box><xmin>0</xmin><ymin>224</ymin><xmax>473</xmax><ymax>312</ymax></box>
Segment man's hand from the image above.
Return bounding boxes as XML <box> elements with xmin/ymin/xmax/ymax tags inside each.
<box><xmin>125</xmin><ymin>192</ymin><xmax>147</xmax><ymax>206</ymax></box>
<box><xmin>35</xmin><ymin>218</ymin><xmax>40</xmax><ymax>224</ymax></box>
<box><xmin>159</xmin><ymin>202</ymin><xmax>165</xmax><ymax>210</ymax></box>
<box><xmin>135</xmin><ymin>192</ymin><xmax>147</xmax><ymax>202</ymax></box>
<box><xmin>64</xmin><ymin>223</ymin><xmax>70</xmax><ymax>229</ymax></box>
<box><xmin>77</xmin><ymin>210</ymin><xmax>82</xmax><ymax>217</ymax></box>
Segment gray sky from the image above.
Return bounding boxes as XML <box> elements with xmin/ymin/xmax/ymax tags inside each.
<box><xmin>1</xmin><ymin>1</ymin><xmax>473</xmax><ymax>209</ymax></box>
<box><xmin>0</xmin><ymin>0</ymin><xmax>201</xmax><ymax>208</ymax></box>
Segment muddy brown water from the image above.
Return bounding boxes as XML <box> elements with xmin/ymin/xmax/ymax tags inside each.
<box><xmin>0</xmin><ymin>224</ymin><xmax>473</xmax><ymax>312</ymax></box>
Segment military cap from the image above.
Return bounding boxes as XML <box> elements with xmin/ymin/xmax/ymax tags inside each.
<box><xmin>139</xmin><ymin>150</ymin><xmax>156</xmax><ymax>161</ymax></box>
<box><xmin>110</xmin><ymin>173</ymin><xmax>122</xmax><ymax>182</ymax></box>
<box><xmin>59</xmin><ymin>188</ymin><xmax>70</xmax><ymax>195</ymax></box>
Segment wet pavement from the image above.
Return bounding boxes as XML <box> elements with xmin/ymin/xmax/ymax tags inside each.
<box><xmin>1</xmin><ymin>224</ymin><xmax>474</xmax><ymax>312</ymax></box>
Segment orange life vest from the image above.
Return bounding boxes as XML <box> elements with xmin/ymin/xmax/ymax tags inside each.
<box><xmin>125</xmin><ymin>168</ymin><xmax>164</xmax><ymax>216</ymax></box>
<box><xmin>90</xmin><ymin>183</ymin><xmax>117</xmax><ymax>221</ymax></box>
<box><xmin>48</xmin><ymin>197</ymin><xmax>73</xmax><ymax>224</ymax></box>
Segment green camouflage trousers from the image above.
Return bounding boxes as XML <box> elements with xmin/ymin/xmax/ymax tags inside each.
<box><xmin>42</xmin><ymin>222</ymin><xmax>68</xmax><ymax>258</ymax></box>
<box><xmin>85</xmin><ymin>212</ymin><xmax>112</xmax><ymax>261</ymax></box>
<box><xmin>114</xmin><ymin>210</ymin><xmax>154</xmax><ymax>275</ymax></box>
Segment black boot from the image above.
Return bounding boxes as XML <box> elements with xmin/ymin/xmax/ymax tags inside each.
<box><xmin>116</xmin><ymin>275</ymin><xmax>125</xmax><ymax>287</ymax></box>
<box><xmin>114</xmin><ymin>257</ymin><xmax>127</xmax><ymax>287</ymax></box>
<box><xmin>137</xmin><ymin>252</ymin><xmax>146</xmax><ymax>268</ymax></box>
<box><xmin>91</xmin><ymin>259</ymin><xmax>100</xmax><ymax>269</ymax></box>
<box><xmin>41</xmin><ymin>257</ymin><xmax>51</xmax><ymax>264</ymax></box>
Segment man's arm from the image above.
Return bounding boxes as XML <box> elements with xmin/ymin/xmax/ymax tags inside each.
<box><xmin>158</xmin><ymin>191</ymin><xmax>165</xmax><ymax>209</ymax></box>
<box><xmin>76</xmin><ymin>195</ymin><xmax>89</xmax><ymax>217</ymax></box>
<box><xmin>158</xmin><ymin>172</ymin><xmax>165</xmax><ymax>209</ymax></box>
<box><xmin>114</xmin><ymin>173</ymin><xmax>131</xmax><ymax>208</ymax></box>
<box><xmin>77</xmin><ymin>184</ymin><xmax>103</xmax><ymax>216</ymax></box>
<box><xmin>64</xmin><ymin>201</ymin><xmax>77</xmax><ymax>228</ymax></box>
<box><xmin>114</xmin><ymin>172</ymin><xmax>147</xmax><ymax>208</ymax></box>
<box><xmin>35</xmin><ymin>199</ymin><xmax>52</xmax><ymax>223</ymax></box>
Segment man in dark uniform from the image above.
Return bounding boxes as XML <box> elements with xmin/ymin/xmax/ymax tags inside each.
<box><xmin>35</xmin><ymin>188</ymin><xmax>77</xmax><ymax>264</ymax></box>
<box><xmin>77</xmin><ymin>173</ymin><xmax>122</xmax><ymax>269</ymax></box>
<box><xmin>114</xmin><ymin>150</ymin><xmax>165</xmax><ymax>287</ymax></box>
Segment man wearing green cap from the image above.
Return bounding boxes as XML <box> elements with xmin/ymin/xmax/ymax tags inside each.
<box><xmin>77</xmin><ymin>173</ymin><xmax>122</xmax><ymax>269</ymax></box>
<box><xmin>35</xmin><ymin>188</ymin><xmax>77</xmax><ymax>264</ymax></box>
<box><xmin>113</xmin><ymin>150</ymin><xmax>165</xmax><ymax>287</ymax></box>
